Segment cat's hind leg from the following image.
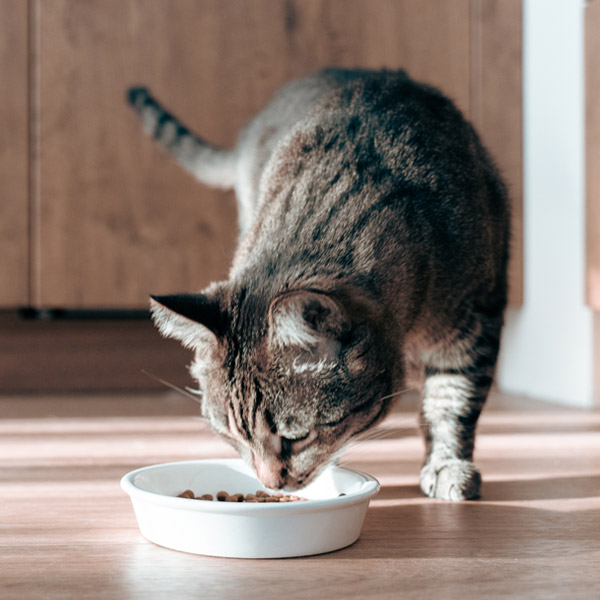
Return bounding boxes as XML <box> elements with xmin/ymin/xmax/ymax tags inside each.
<box><xmin>419</xmin><ymin>310</ymin><xmax>503</xmax><ymax>501</ymax></box>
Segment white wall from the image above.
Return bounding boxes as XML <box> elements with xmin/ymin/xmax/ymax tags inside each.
<box><xmin>496</xmin><ymin>0</ymin><xmax>595</xmax><ymax>407</ymax></box>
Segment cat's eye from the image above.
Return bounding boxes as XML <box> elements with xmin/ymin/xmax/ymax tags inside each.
<box><xmin>281</xmin><ymin>430</ymin><xmax>317</xmax><ymax>454</ymax></box>
<box><xmin>315</xmin><ymin>416</ymin><xmax>347</xmax><ymax>428</ymax></box>
<box><xmin>286</xmin><ymin>431</ymin><xmax>310</xmax><ymax>443</ymax></box>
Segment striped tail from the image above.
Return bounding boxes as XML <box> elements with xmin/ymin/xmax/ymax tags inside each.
<box><xmin>127</xmin><ymin>87</ymin><xmax>237</xmax><ymax>189</ymax></box>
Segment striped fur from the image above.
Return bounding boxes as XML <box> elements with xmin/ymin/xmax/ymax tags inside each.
<box><xmin>127</xmin><ymin>87</ymin><xmax>237</xmax><ymax>189</ymax></box>
<box><xmin>131</xmin><ymin>69</ymin><xmax>510</xmax><ymax>499</ymax></box>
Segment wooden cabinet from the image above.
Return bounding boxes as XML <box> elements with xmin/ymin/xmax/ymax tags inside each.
<box><xmin>0</xmin><ymin>0</ymin><xmax>523</xmax><ymax>391</ymax></box>
<box><xmin>0</xmin><ymin>0</ymin><xmax>29</xmax><ymax>307</ymax></box>
<box><xmin>9</xmin><ymin>0</ymin><xmax>523</xmax><ymax>309</ymax></box>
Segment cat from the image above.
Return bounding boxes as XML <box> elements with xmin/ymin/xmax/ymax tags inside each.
<box><xmin>127</xmin><ymin>68</ymin><xmax>509</xmax><ymax>500</ymax></box>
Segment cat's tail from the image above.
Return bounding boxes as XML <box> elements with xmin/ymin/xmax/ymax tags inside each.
<box><xmin>126</xmin><ymin>87</ymin><xmax>237</xmax><ymax>189</ymax></box>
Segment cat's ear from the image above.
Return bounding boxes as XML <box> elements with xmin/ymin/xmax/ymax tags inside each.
<box><xmin>268</xmin><ymin>291</ymin><xmax>350</xmax><ymax>352</ymax></box>
<box><xmin>149</xmin><ymin>293</ymin><xmax>225</xmax><ymax>349</ymax></box>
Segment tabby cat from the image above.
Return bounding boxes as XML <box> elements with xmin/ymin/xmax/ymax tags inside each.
<box><xmin>128</xmin><ymin>68</ymin><xmax>509</xmax><ymax>500</ymax></box>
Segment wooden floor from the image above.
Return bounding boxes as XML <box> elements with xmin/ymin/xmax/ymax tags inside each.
<box><xmin>1</xmin><ymin>390</ymin><xmax>599</xmax><ymax>599</ymax></box>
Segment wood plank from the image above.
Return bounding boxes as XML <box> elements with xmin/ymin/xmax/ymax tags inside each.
<box><xmin>471</xmin><ymin>0</ymin><xmax>523</xmax><ymax>306</ymax></box>
<box><xmin>0</xmin><ymin>0</ymin><xmax>29</xmax><ymax>307</ymax></box>
<box><xmin>35</xmin><ymin>0</ymin><xmax>471</xmax><ymax>308</ymax></box>
<box><xmin>0</xmin><ymin>390</ymin><xmax>599</xmax><ymax>598</ymax></box>
<box><xmin>587</xmin><ymin>0</ymin><xmax>600</xmax><ymax>309</ymax></box>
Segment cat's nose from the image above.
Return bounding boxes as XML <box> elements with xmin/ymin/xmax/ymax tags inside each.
<box><xmin>253</xmin><ymin>454</ymin><xmax>288</xmax><ymax>490</ymax></box>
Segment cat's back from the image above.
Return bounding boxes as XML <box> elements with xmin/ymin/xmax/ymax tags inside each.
<box><xmin>233</xmin><ymin>68</ymin><xmax>509</xmax><ymax>329</ymax></box>
<box><xmin>241</xmin><ymin>67</ymin><xmax>503</xmax><ymax>222</ymax></box>
<box><xmin>235</xmin><ymin>69</ymin><xmax>377</xmax><ymax>205</ymax></box>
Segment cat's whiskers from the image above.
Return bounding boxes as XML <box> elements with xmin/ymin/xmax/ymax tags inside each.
<box><xmin>339</xmin><ymin>387</ymin><xmax>412</xmax><ymax>444</ymax></box>
<box><xmin>338</xmin><ymin>425</ymin><xmax>416</xmax><ymax>465</ymax></box>
<box><xmin>338</xmin><ymin>387</ymin><xmax>418</xmax><ymax>463</ymax></box>
<box><xmin>140</xmin><ymin>369</ymin><xmax>205</xmax><ymax>408</ymax></box>
<box><xmin>375</xmin><ymin>387</ymin><xmax>413</xmax><ymax>405</ymax></box>
<box><xmin>351</xmin><ymin>423</ymin><xmax>416</xmax><ymax>445</ymax></box>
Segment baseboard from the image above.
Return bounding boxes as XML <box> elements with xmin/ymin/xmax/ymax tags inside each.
<box><xmin>0</xmin><ymin>311</ymin><xmax>193</xmax><ymax>392</ymax></box>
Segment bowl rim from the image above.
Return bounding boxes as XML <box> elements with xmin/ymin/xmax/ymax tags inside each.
<box><xmin>120</xmin><ymin>458</ymin><xmax>380</xmax><ymax>514</ymax></box>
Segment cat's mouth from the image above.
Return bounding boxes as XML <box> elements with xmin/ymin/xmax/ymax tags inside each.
<box><xmin>282</xmin><ymin>467</ymin><xmax>322</xmax><ymax>491</ymax></box>
<box><xmin>271</xmin><ymin>470</ymin><xmax>319</xmax><ymax>492</ymax></box>
<box><xmin>252</xmin><ymin>452</ymin><xmax>322</xmax><ymax>491</ymax></box>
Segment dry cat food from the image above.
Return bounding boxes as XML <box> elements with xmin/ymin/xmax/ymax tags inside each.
<box><xmin>176</xmin><ymin>489</ymin><xmax>309</xmax><ymax>502</ymax></box>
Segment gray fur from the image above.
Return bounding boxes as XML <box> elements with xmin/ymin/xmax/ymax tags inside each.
<box><xmin>128</xmin><ymin>69</ymin><xmax>510</xmax><ymax>499</ymax></box>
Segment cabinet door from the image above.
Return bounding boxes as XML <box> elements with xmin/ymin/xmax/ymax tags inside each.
<box><xmin>34</xmin><ymin>0</ymin><xmax>521</xmax><ymax>309</ymax></box>
<box><xmin>0</xmin><ymin>0</ymin><xmax>28</xmax><ymax>307</ymax></box>
<box><xmin>34</xmin><ymin>0</ymin><xmax>240</xmax><ymax>308</ymax></box>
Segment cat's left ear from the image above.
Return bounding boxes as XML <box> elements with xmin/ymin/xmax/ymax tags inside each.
<box><xmin>268</xmin><ymin>290</ymin><xmax>350</xmax><ymax>354</ymax></box>
<box><xmin>149</xmin><ymin>292</ymin><xmax>225</xmax><ymax>349</ymax></box>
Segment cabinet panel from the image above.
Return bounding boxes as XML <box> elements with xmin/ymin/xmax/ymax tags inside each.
<box><xmin>34</xmin><ymin>0</ymin><xmax>471</xmax><ymax>308</ymax></box>
<box><xmin>0</xmin><ymin>0</ymin><xmax>28</xmax><ymax>307</ymax></box>
<box><xmin>280</xmin><ymin>0</ymin><xmax>471</xmax><ymax>114</ymax></box>
<box><xmin>35</xmin><ymin>0</ymin><xmax>239</xmax><ymax>308</ymax></box>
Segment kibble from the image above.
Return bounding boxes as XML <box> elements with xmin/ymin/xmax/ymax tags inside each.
<box><xmin>177</xmin><ymin>489</ymin><xmax>195</xmax><ymax>499</ymax></box>
<box><xmin>175</xmin><ymin>489</ymin><xmax>309</xmax><ymax>502</ymax></box>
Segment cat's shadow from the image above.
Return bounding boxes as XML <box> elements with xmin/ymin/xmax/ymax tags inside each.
<box><xmin>318</xmin><ymin>474</ymin><xmax>600</xmax><ymax>560</ymax></box>
<box><xmin>480</xmin><ymin>474</ymin><xmax>600</xmax><ymax>502</ymax></box>
<box><xmin>376</xmin><ymin>474</ymin><xmax>600</xmax><ymax>503</ymax></box>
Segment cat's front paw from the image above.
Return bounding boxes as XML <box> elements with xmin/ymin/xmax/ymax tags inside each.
<box><xmin>420</xmin><ymin>459</ymin><xmax>481</xmax><ymax>501</ymax></box>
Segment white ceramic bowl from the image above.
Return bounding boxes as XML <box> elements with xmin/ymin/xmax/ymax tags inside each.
<box><xmin>121</xmin><ymin>458</ymin><xmax>379</xmax><ymax>558</ymax></box>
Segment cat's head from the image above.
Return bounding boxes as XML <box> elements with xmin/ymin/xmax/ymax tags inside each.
<box><xmin>150</xmin><ymin>282</ymin><xmax>392</xmax><ymax>490</ymax></box>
